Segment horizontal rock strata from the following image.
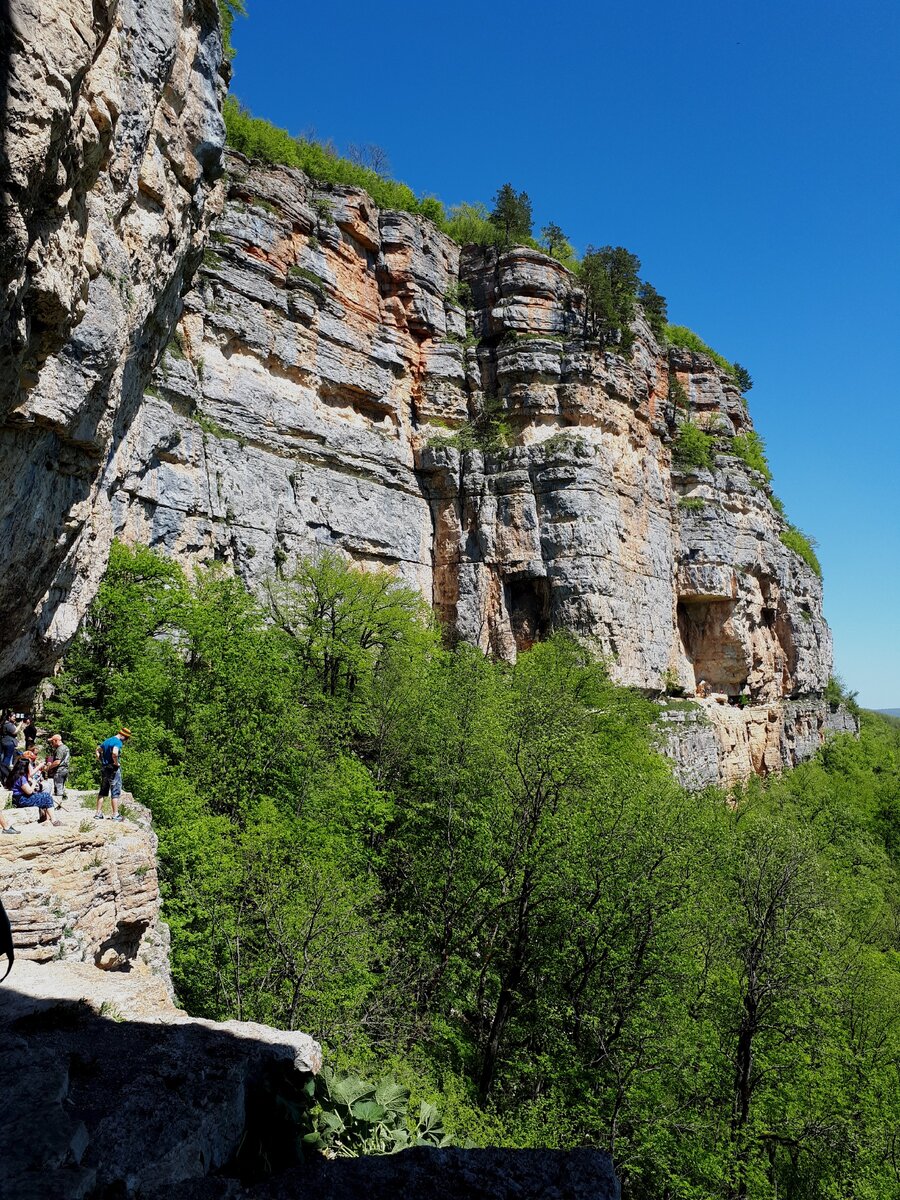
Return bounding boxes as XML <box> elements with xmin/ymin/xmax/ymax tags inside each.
<box><xmin>0</xmin><ymin>791</ymin><xmax>171</xmax><ymax>978</ymax></box>
<box><xmin>111</xmin><ymin>154</ymin><xmax>845</xmax><ymax>781</ymax></box>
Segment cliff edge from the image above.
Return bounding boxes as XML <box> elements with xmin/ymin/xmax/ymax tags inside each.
<box><xmin>111</xmin><ymin>154</ymin><xmax>850</xmax><ymax>781</ymax></box>
<box><xmin>0</xmin><ymin>0</ymin><xmax>226</xmax><ymax>699</ymax></box>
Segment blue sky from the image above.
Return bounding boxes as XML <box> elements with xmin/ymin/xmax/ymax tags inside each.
<box><xmin>230</xmin><ymin>0</ymin><xmax>900</xmax><ymax>707</ymax></box>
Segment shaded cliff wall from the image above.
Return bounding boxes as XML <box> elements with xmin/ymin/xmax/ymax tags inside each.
<box><xmin>112</xmin><ymin>154</ymin><xmax>843</xmax><ymax>780</ymax></box>
<box><xmin>0</xmin><ymin>0</ymin><xmax>225</xmax><ymax>700</ymax></box>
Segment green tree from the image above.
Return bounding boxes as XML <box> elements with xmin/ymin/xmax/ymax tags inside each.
<box><xmin>541</xmin><ymin>223</ymin><xmax>566</xmax><ymax>256</ymax></box>
<box><xmin>733</xmin><ymin>362</ymin><xmax>753</xmax><ymax>393</ymax></box>
<box><xmin>489</xmin><ymin>183</ymin><xmax>533</xmax><ymax>248</ymax></box>
<box><xmin>579</xmin><ymin>245</ymin><xmax>641</xmax><ymax>354</ymax></box>
<box><xmin>637</xmin><ymin>280</ymin><xmax>668</xmax><ymax>340</ymax></box>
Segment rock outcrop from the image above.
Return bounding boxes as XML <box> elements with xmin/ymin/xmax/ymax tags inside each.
<box><xmin>0</xmin><ymin>792</ymin><xmax>171</xmax><ymax>978</ymax></box>
<box><xmin>0</xmin><ymin>797</ymin><xmax>322</xmax><ymax>1200</ymax></box>
<box><xmin>0</xmin><ymin>0</ymin><xmax>225</xmax><ymax>699</ymax></box>
<box><xmin>109</xmin><ymin>154</ymin><xmax>845</xmax><ymax>780</ymax></box>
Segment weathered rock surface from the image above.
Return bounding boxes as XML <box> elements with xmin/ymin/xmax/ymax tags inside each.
<box><xmin>0</xmin><ymin>791</ymin><xmax>171</xmax><ymax>978</ymax></box>
<box><xmin>109</xmin><ymin>155</ymin><xmax>846</xmax><ymax>780</ymax></box>
<box><xmin>0</xmin><ymin>0</ymin><xmax>225</xmax><ymax>699</ymax></box>
<box><xmin>0</xmin><ymin>960</ymin><xmax>321</xmax><ymax>1200</ymax></box>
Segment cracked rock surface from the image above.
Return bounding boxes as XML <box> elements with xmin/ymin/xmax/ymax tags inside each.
<box><xmin>112</xmin><ymin>155</ymin><xmax>845</xmax><ymax>781</ymax></box>
<box><xmin>0</xmin><ymin>0</ymin><xmax>225</xmax><ymax>699</ymax></box>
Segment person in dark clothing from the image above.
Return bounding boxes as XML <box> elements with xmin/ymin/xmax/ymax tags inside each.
<box><xmin>22</xmin><ymin>716</ymin><xmax>37</xmax><ymax>750</ymax></box>
<box><xmin>44</xmin><ymin>735</ymin><xmax>71</xmax><ymax>807</ymax></box>
<box><xmin>1</xmin><ymin>712</ymin><xmax>18</xmax><ymax>777</ymax></box>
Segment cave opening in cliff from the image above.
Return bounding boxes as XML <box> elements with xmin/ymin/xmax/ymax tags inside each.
<box><xmin>677</xmin><ymin>597</ymin><xmax>748</xmax><ymax>697</ymax></box>
<box><xmin>506</xmin><ymin>576</ymin><xmax>551</xmax><ymax>652</ymax></box>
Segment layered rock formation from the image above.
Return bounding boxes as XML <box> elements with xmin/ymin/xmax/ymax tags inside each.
<box><xmin>0</xmin><ymin>0</ymin><xmax>225</xmax><ymax>698</ymax></box>
<box><xmin>0</xmin><ymin>792</ymin><xmax>171</xmax><ymax>977</ymax></box>
<box><xmin>0</xmin><ymin>796</ymin><xmax>322</xmax><ymax>1200</ymax></box>
<box><xmin>110</xmin><ymin>154</ymin><xmax>844</xmax><ymax>780</ymax></box>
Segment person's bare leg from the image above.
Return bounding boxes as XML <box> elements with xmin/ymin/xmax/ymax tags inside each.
<box><xmin>110</xmin><ymin>793</ymin><xmax>119</xmax><ymax>818</ymax></box>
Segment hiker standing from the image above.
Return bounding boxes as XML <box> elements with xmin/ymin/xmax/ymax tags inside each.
<box><xmin>44</xmin><ymin>735</ymin><xmax>71</xmax><ymax>808</ymax></box>
<box><xmin>1</xmin><ymin>712</ymin><xmax>17</xmax><ymax>778</ymax></box>
<box><xmin>95</xmin><ymin>728</ymin><xmax>131</xmax><ymax>822</ymax></box>
<box><xmin>22</xmin><ymin>715</ymin><xmax>37</xmax><ymax>750</ymax></box>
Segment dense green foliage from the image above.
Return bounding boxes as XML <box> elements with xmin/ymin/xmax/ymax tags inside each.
<box><xmin>223</xmin><ymin>98</ymin><xmax>445</xmax><ymax>224</ymax></box>
<box><xmin>47</xmin><ymin>543</ymin><xmax>900</xmax><ymax>1197</ymax></box>
<box><xmin>780</xmin><ymin>525</ymin><xmax>823</xmax><ymax>578</ymax></box>
<box><xmin>673</xmin><ymin>420</ymin><xmax>717</xmax><ymax>470</ymax></box>
<box><xmin>578</xmin><ymin>246</ymin><xmax>642</xmax><ymax>351</ymax></box>
<box><xmin>638</xmin><ymin>280</ymin><xmax>668</xmax><ymax>340</ymax></box>
<box><xmin>730</xmin><ymin>430</ymin><xmax>773</xmax><ymax>484</ymax></box>
<box><xmin>666</xmin><ymin>324</ymin><xmax>737</xmax><ymax>379</ymax></box>
<box><xmin>733</xmin><ymin>362</ymin><xmax>753</xmax><ymax>393</ymax></box>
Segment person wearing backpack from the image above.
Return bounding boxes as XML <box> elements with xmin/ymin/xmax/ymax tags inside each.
<box><xmin>94</xmin><ymin>727</ymin><xmax>131</xmax><ymax>822</ymax></box>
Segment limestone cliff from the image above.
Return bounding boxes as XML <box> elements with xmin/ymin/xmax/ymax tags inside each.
<box><xmin>0</xmin><ymin>0</ymin><xmax>225</xmax><ymax>698</ymax></box>
<box><xmin>109</xmin><ymin>153</ymin><xmax>848</xmax><ymax>782</ymax></box>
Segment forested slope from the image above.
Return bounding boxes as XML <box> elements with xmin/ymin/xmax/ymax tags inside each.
<box><xmin>48</xmin><ymin>543</ymin><xmax>900</xmax><ymax>1199</ymax></box>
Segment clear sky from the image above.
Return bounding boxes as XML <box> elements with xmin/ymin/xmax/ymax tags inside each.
<box><xmin>229</xmin><ymin>0</ymin><xmax>900</xmax><ymax>708</ymax></box>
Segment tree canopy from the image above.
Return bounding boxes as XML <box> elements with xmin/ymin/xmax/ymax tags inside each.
<box><xmin>47</xmin><ymin>543</ymin><xmax>900</xmax><ymax>1198</ymax></box>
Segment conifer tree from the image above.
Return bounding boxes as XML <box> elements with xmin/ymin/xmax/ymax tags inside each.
<box><xmin>489</xmin><ymin>183</ymin><xmax>533</xmax><ymax>248</ymax></box>
<box><xmin>579</xmin><ymin>245</ymin><xmax>641</xmax><ymax>353</ymax></box>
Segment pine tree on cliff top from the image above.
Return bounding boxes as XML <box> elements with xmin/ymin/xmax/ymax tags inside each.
<box><xmin>489</xmin><ymin>183</ymin><xmax>533</xmax><ymax>248</ymax></box>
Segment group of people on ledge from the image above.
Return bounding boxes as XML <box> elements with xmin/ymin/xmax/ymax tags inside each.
<box><xmin>1</xmin><ymin>713</ymin><xmax>131</xmax><ymax>834</ymax></box>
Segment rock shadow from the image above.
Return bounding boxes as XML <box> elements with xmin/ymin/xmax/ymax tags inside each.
<box><xmin>0</xmin><ymin>977</ymin><xmax>620</xmax><ymax>1200</ymax></box>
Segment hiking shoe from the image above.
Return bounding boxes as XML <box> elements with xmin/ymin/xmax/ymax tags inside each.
<box><xmin>94</xmin><ymin>812</ymin><xmax>104</xmax><ymax>820</ymax></box>
<box><xmin>2</xmin><ymin>827</ymin><xmax>20</xmax><ymax>835</ymax></box>
<box><xmin>111</xmin><ymin>815</ymin><xmax>124</xmax><ymax>823</ymax></box>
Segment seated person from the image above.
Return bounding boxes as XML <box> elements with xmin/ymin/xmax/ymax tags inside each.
<box><xmin>8</xmin><ymin>753</ymin><xmax>60</xmax><ymax>826</ymax></box>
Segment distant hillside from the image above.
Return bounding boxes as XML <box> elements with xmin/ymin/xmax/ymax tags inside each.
<box><xmin>876</xmin><ymin>709</ymin><xmax>900</xmax><ymax>721</ymax></box>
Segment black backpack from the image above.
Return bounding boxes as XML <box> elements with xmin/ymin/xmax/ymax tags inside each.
<box><xmin>0</xmin><ymin>897</ymin><xmax>13</xmax><ymax>982</ymax></box>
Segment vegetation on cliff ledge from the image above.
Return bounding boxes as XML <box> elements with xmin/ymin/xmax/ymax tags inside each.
<box><xmin>47</xmin><ymin>541</ymin><xmax>900</xmax><ymax>1199</ymax></box>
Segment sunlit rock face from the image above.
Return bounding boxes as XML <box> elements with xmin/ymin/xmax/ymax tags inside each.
<box><xmin>2</xmin><ymin>86</ymin><xmax>840</xmax><ymax>780</ymax></box>
<box><xmin>0</xmin><ymin>0</ymin><xmax>226</xmax><ymax>699</ymax></box>
<box><xmin>112</xmin><ymin>154</ymin><xmax>841</xmax><ymax>781</ymax></box>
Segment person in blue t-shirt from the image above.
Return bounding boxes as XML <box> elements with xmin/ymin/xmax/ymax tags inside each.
<box><xmin>94</xmin><ymin>727</ymin><xmax>131</xmax><ymax>822</ymax></box>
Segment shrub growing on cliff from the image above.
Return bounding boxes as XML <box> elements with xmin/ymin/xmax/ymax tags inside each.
<box><xmin>443</xmin><ymin>202</ymin><xmax>502</xmax><ymax>247</ymax></box>
<box><xmin>673</xmin><ymin>421</ymin><xmax>716</xmax><ymax>470</ymax></box>
<box><xmin>218</xmin><ymin>0</ymin><xmax>245</xmax><ymax>60</ymax></box>
<box><xmin>223</xmin><ymin>98</ymin><xmax>447</xmax><ymax>225</ymax></box>
<box><xmin>780</xmin><ymin>525</ymin><xmax>822</xmax><ymax>578</ymax></box>
<box><xmin>729</xmin><ymin>429</ymin><xmax>772</xmax><ymax>484</ymax></box>
<box><xmin>665</xmin><ymin>323</ymin><xmax>737</xmax><ymax>378</ymax></box>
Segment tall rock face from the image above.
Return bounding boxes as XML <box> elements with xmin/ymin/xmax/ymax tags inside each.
<box><xmin>0</xmin><ymin>0</ymin><xmax>225</xmax><ymax>699</ymax></box>
<box><xmin>50</xmin><ymin>152</ymin><xmax>842</xmax><ymax>782</ymax></box>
